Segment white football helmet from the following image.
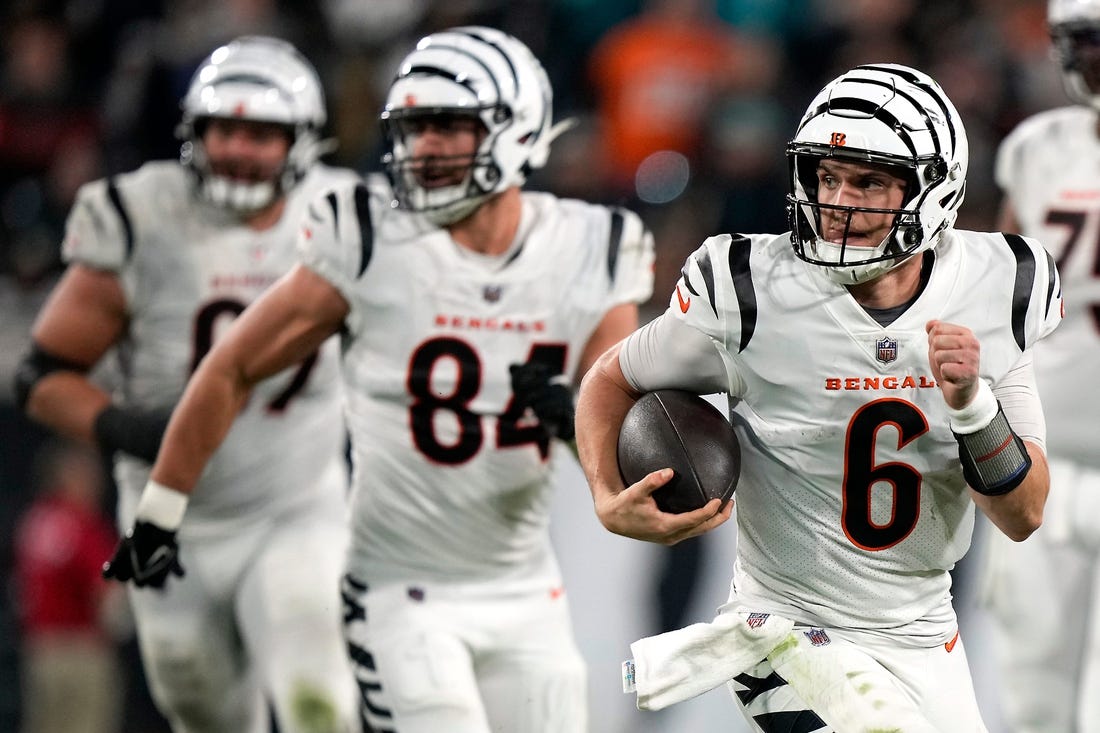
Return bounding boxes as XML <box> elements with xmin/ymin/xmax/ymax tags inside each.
<box><xmin>178</xmin><ymin>36</ymin><xmax>327</xmax><ymax>213</ymax></box>
<box><xmin>380</xmin><ymin>26</ymin><xmax>573</xmax><ymax>225</ymax></box>
<box><xmin>1049</xmin><ymin>0</ymin><xmax>1100</xmax><ymax>108</ymax></box>
<box><xmin>786</xmin><ymin>63</ymin><xmax>968</xmax><ymax>285</ymax></box>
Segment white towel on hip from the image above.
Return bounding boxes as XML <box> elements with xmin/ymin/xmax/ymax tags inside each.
<box><xmin>628</xmin><ymin>609</ymin><xmax>795</xmax><ymax>711</ymax></box>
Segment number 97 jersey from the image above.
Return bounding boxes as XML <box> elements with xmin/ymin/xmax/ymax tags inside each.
<box><xmin>297</xmin><ymin>176</ymin><xmax>654</xmax><ymax>586</ymax></box>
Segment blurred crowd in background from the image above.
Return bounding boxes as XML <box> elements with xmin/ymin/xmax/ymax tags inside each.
<box><xmin>0</xmin><ymin>0</ymin><xmax>1064</xmax><ymax>731</ymax></box>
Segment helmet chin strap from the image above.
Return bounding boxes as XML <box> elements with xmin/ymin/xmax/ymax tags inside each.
<box><xmin>422</xmin><ymin>188</ymin><xmax>488</xmax><ymax>226</ymax></box>
<box><xmin>201</xmin><ymin>176</ymin><xmax>278</xmax><ymax>213</ymax></box>
<box><xmin>811</xmin><ymin>235</ymin><xmax>912</xmax><ymax>285</ymax></box>
<box><xmin>410</xmin><ymin>163</ymin><xmax>491</xmax><ymax>226</ymax></box>
<box><xmin>822</xmin><ymin>255</ymin><xmax>909</xmax><ymax>285</ymax></box>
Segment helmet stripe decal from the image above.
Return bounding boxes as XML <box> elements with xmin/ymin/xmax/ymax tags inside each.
<box><xmin>403</xmin><ymin>38</ymin><xmax>506</xmax><ymax>103</ymax></box>
<box><xmin>204</xmin><ymin>74</ymin><xmax>298</xmax><ymax>113</ymax></box>
<box><xmin>213</xmin><ymin>72</ymin><xmax>283</xmax><ymax>88</ymax></box>
<box><xmin>841</xmin><ymin>75</ymin><xmax>944</xmax><ymax>157</ymax></box>
<box><xmin>857</xmin><ymin>64</ymin><xmax>957</xmax><ymax>155</ymax></box>
<box><xmin>402</xmin><ymin>63</ymin><xmax>482</xmax><ymax>98</ymax></box>
<box><xmin>454</xmin><ymin>28</ymin><xmax>544</xmax><ymax>144</ymax></box>
<box><xmin>457</xmin><ymin>28</ymin><xmax>520</xmax><ymax>93</ymax></box>
<box><xmin>804</xmin><ymin>96</ymin><xmax>921</xmax><ymax>157</ymax></box>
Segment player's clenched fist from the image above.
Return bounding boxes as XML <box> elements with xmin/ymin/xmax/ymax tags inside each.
<box><xmin>925</xmin><ymin>320</ymin><xmax>981</xmax><ymax>410</ymax></box>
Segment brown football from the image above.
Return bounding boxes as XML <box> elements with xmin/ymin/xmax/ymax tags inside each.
<box><xmin>616</xmin><ymin>390</ymin><xmax>740</xmax><ymax>514</ymax></box>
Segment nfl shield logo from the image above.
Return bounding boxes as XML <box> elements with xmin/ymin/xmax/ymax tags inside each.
<box><xmin>483</xmin><ymin>285</ymin><xmax>503</xmax><ymax>303</ymax></box>
<box><xmin>876</xmin><ymin>336</ymin><xmax>898</xmax><ymax>364</ymax></box>
<box><xmin>804</xmin><ymin>628</ymin><xmax>831</xmax><ymax>647</ymax></box>
<box><xmin>746</xmin><ymin>613</ymin><xmax>769</xmax><ymax>629</ymax></box>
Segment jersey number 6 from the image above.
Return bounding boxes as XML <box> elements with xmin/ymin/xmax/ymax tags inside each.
<box><xmin>843</xmin><ymin>398</ymin><xmax>930</xmax><ymax>551</ymax></box>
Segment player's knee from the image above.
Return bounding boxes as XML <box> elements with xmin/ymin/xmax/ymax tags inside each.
<box><xmin>276</xmin><ymin>680</ymin><xmax>351</xmax><ymax>733</ymax></box>
<box><xmin>145</xmin><ymin>651</ymin><xmax>237</xmax><ymax>731</ymax></box>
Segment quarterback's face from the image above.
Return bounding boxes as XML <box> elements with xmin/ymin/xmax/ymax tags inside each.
<box><xmin>400</xmin><ymin>113</ymin><xmax>485</xmax><ymax>189</ymax></box>
<box><xmin>201</xmin><ymin>118</ymin><xmax>292</xmax><ymax>185</ymax></box>
<box><xmin>815</xmin><ymin>159</ymin><xmax>908</xmax><ymax>248</ymax></box>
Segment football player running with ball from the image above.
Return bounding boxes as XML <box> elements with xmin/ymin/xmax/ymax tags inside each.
<box><xmin>97</xmin><ymin>26</ymin><xmax>654</xmax><ymax>733</ymax></box>
<box><xmin>15</xmin><ymin>37</ymin><xmax>361</xmax><ymax>733</ymax></box>
<box><xmin>980</xmin><ymin>0</ymin><xmax>1100</xmax><ymax>729</ymax></box>
<box><xmin>575</xmin><ymin>64</ymin><xmax>1063</xmax><ymax>731</ymax></box>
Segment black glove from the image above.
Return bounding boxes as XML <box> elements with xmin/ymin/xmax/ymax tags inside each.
<box><xmin>509</xmin><ymin>362</ymin><xmax>575</xmax><ymax>440</ymax></box>
<box><xmin>93</xmin><ymin>405</ymin><xmax>172</xmax><ymax>463</ymax></box>
<box><xmin>102</xmin><ymin>520</ymin><xmax>185</xmax><ymax>588</ymax></box>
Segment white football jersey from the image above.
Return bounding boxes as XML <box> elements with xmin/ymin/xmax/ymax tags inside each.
<box><xmin>298</xmin><ymin>177</ymin><xmax>655</xmax><ymax>585</ymax></box>
<box><xmin>996</xmin><ymin>105</ymin><xmax>1100</xmax><ymax>468</ymax></box>
<box><xmin>661</xmin><ymin>230</ymin><xmax>1062</xmax><ymax>641</ymax></box>
<box><xmin>62</xmin><ymin>161</ymin><xmax>361</xmax><ymax>534</ymax></box>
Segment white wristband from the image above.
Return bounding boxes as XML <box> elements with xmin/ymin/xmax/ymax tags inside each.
<box><xmin>134</xmin><ymin>480</ymin><xmax>189</xmax><ymax>530</ymax></box>
<box><xmin>946</xmin><ymin>379</ymin><xmax>999</xmax><ymax>435</ymax></box>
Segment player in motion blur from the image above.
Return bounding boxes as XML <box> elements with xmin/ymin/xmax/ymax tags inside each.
<box><xmin>14</xmin><ymin>37</ymin><xmax>361</xmax><ymax>733</ymax></box>
<box><xmin>979</xmin><ymin>1</ymin><xmax>1100</xmax><ymax>730</ymax></box>
<box><xmin>97</xmin><ymin>26</ymin><xmax>654</xmax><ymax>733</ymax></box>
<box><xmin>575</xmin><ymin>63</ymin><xmax>1063</xmax><ymax>731</ymax></box>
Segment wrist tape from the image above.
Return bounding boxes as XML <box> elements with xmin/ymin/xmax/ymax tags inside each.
<box><xmin>948</xmin><ymin>382</ymin><xmax>1031</xmax><ymax>496</ymax></box>
<box><xmin>134</xmin><ymin>480</ymin><xmax>189</xmax><ymax>530</ymax></box>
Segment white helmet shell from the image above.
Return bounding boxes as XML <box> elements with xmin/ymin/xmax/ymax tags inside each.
<box><xmin>786</xmin><ymin>64</ymin><xmax>968</xmax><ymax>284</ymax></box>
<box><xmin>1049</xmin><ymin>0</ymin><xmax>1100</xmax><ymax>108</ymax></box>
<box><xmin>178</xmin><ymin>36</ymin><xmax>327</xmax><ymax>212</ymax></box>
<box><xmin>381</xmin><ymin>26</ymin><xmax>570</xmax><ymax>225</ymax></box>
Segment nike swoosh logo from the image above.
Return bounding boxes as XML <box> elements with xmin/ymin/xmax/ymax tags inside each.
<box><xmin>944</xmin><ymin>630</ymin><xmax>959</xmax><ymax>652</ymax></box>
<box><xmin>135</xmin><ymin>547</ymin><xmax>173</xmax><ymax>582</ymax></box>
<box><xmin>676</xmin><ymin>286</ymin><xmax>691</xmax><ymax>313</ymax></box>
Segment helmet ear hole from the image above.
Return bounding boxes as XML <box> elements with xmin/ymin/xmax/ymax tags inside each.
<box><xmin>924</xmin><ymin>159</ymin><xmax>947</xmax><ymax>184</ymax></box>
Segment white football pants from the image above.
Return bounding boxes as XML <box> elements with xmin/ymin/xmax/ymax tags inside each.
<box><xmin>342</xmin><ymin>574</ymin><xmax>587</xmax><ymax>733</ymax></box>
<box><xmin>728</xmin><ymin>623</ymin><xmax>988</xmax><ymax>732</ymax></box>
<box><xmin>127</xmin><ymin>486</ymin><xmax>359</xmax><ymax>733</ymax></box>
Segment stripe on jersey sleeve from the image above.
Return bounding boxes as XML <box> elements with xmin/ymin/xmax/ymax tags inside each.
<box><xmin>353</xmin><ymin>183</ymin><xmax>374</xmax><ymax>278</ymax></box>
<box><xmin>684</xmin><ymin>248</ymin><xmax>716</xmax><ymax>317</ymax></box>
<box><xmin>1044</xmin><ymin>249</ymin><xmax>1058</xmax><ymax>317</ymax></box>
<box><xmin>1005</xmin><ymin>233</ymin><xmax>1034</xmax><ymax>351</ymax></box>
<box><xmin>728</xmin><ymin>235</ymin><xmax>757</xmax><ymax>353</ymax></box>
<box><xmin>606</xmin><ymin>208</ymin><xmax>625</xmax><ymax>283</ymax></box>
<box><xmin>105</xmin><ymin>178</ymin><xmax>135</xmax><ymax>260</ymax></box>
<box><xmin>324</xmin><ymin>190</ymin><xmax>339</xmax><ymax>235</ymax></box>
